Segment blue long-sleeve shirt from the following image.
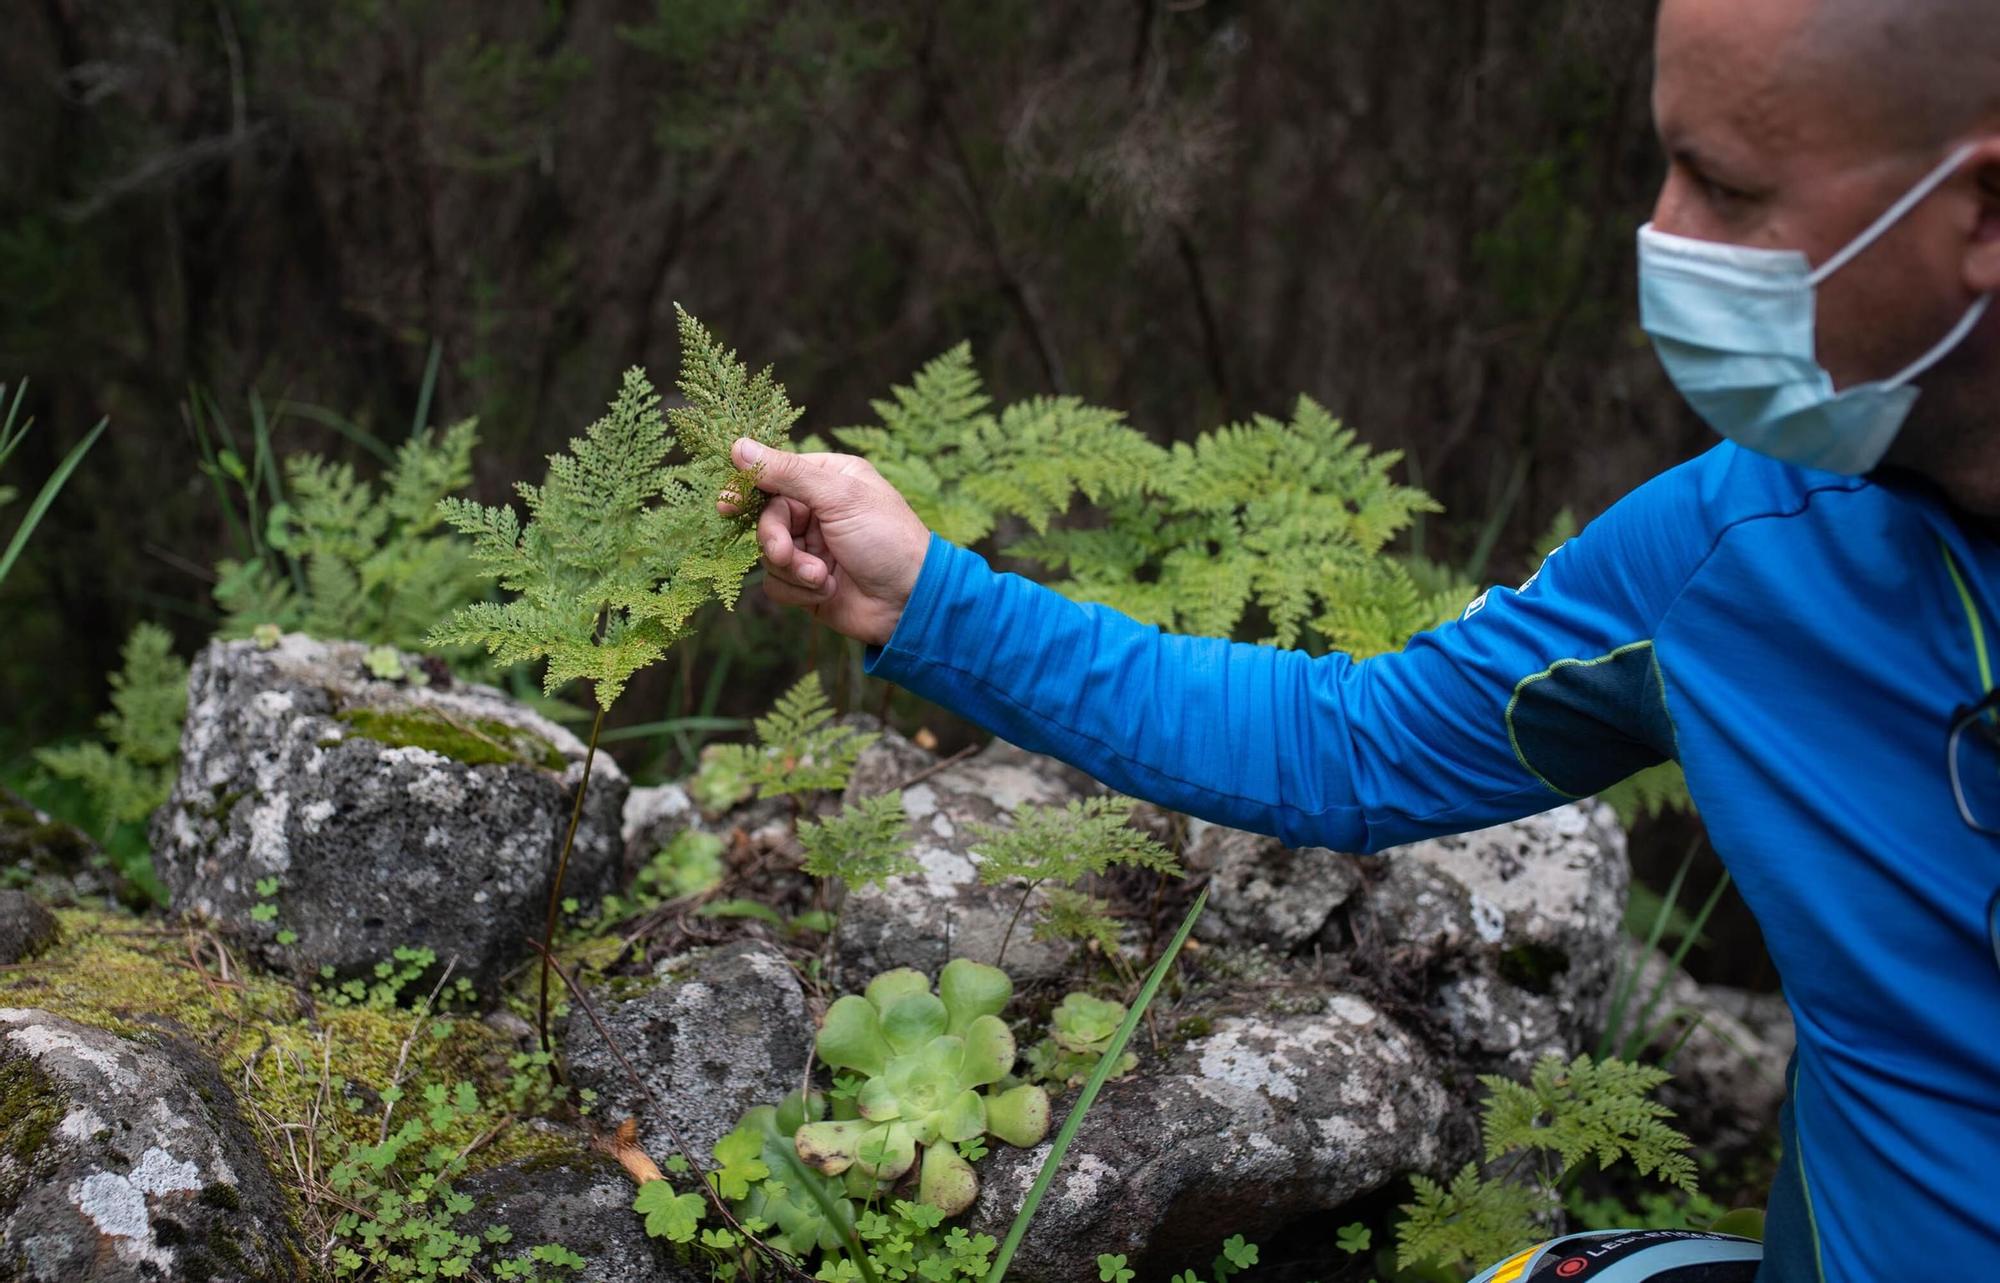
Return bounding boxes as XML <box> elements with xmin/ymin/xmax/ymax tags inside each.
<box><xmin>861</xmin><ymin>441</ymin><xmax>2000</xmax><ymax>1282</ymax></box>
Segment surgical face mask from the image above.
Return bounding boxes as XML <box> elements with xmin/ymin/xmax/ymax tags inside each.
<box><xmin>1637</xmin><ymin>142</ymin><xmax>1993</xmax><ymax>475</ymax></box>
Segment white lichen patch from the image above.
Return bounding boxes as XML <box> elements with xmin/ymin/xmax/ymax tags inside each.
<box><xmin>57</xmin><ymin>1107</ymin><xmax>106</xmax><ymax>1142</ymax></box>
<box><xmin>70</xmin><ymin>1171</ymin><xmax>176</xmax><ymax>1271</ymax></box>
<box><xmin>1058</xmin><ymin>1151</ymin><xmax>1118</xmax><ymax>1214</ymax></box>
<box><xmin>246</xmin><ymin>796</ymin><xmax>292</xmax><ymax>872</ymax></box>
<box><xmin>1326</xmin><ymin>994</ymin><xmax>1377</xmax><ymax>1025</ymax></box>
<box><xmin>1192</xmin><ymin>1017</ymin><xmax>1354</xmax><ymax>1103</ymax></box>
<box><xmin>129</xmin><ymin>1146</ymin><xmax>203</xmax><ymax>1197</ymax></box>
<box><xmin>300</xmin><ymin>799</ymin><xmax>336</xmax><ymax>834</ymax></box>
<box><xmin>251</xmin><ymin>690</ymin><xmax>295</xmax><ymax>719</ymax></box>
<box><xmin>901</xmin><ymin>783</ymin><xmax>939</xmax><ymax>821</ymax></box>
<box><xmin>2</xmin><ymin>1013</ymin><xmax>138</xmax><ymax>1089</ymax></box>
<box><xmin>960</xmin><ymin>757</ymin><xmax>1066</xmax><ymax>811</ymax></box>
<box><xmin>1469</xmin><ymin>894</ymin><xmax>1506</xmax><ymax>944</ymax></box>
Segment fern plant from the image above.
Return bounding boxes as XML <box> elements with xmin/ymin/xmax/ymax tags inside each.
<box><xmin>428</xmin><ymin>306</ymin><xmax>797</xmax><ymax>1055</ymax></box>
<box><xmin>828</xmin><ymin>347</ymin><xmax>1468</xmax><ymax>656</ymax></box>
<box><xmin>693</xmin><ymin>672</ymin><xmax>879</xmax><ymax>809</ymax></box>
<box><xmin>826</xmin><ymin>344</ymin><xmax>1157</xmax><ymax>547</ymax></box>
<box><xmin>1395</xmin><ymin>1054</ymin><xmax>1699</xmax><ymax>1274</ymax></box>
<box><xmin>34</xmin><ymin>622</ymin><xmax>187</xmax><ymax>903</ymax></box>
<box><xmin>213</xmin><ymin>419</ymin><xmax>489</xmax><ymax>652</ymax></box>
<box><xmin>965</xmin><ymin>796</ymin><xmax>1180</xmax><ymax>967</ymax></box>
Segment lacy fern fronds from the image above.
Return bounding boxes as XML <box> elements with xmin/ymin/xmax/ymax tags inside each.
<box><xmin>35</xmin><ymin>623</ymin><xmax>189</xmax><ymax>832</ymax></box>
<box><xmin>1031</xmin><ymin>888</ymin><xmax>1122</xmax><ymax>956</ymax></box>
<box><xmin>697</xmin><ymin>673</ymin><xmax>880</xmax><ymax>799</ymax></box>
<box><xmin>1479</xmin><ymin>1055</ymin><xmax>1696</xmax><ymax>1189</ymax></box>
<box><xmin>429</xmin><ymin>312</ymin><xmax>790</xmax><ymax>709</ymax></box>
<box><xmin>967</xmin><ymin>796</ymin><xmax>1181</xmax><ymax>887</ymax></box>
<box><xmin>214</xmin><ymin>419</ymin><xmax>485</xmax><ymax>651</ymax></box>
<box><xmin>1395</xmin><ymin>1165</ymin><xmax>1551</xmax><ymax>1272</ymax></box>
<box><xmin>1015</xmin><ymin>397</ymin><xmax>1448</xmax><ymax>649</ymax></box>
<box><xmin>838</xmin><ymin>346</ymin><xmax>1456</xmax><ymax>654</ymax></box>
<box><xmin>1395</xmin><ymin>1054</ymin><xmax>1700</xmax><ymax>1273</ymax></box>
<box><xmin>798</xmin><ymin>793</ymin><xmax>915</xmax><ymax>891</ymax></box>
<box><xmin>828</xmin><ymin>344</ymin><xmax>1159</xmax><ymax>546</ymax></box>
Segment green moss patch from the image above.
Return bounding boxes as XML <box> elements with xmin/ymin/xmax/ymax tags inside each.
<box><xmin>0</xmin><ymin>1055</ymin><xmax>65</xmax><ymax>1202</ymax></box>
<box><xmin>335</xmin><ymin>706</ymin><xmax>565</xmax><ymax>771</ymax></box>
<box><xmin>1</xmin><ymin>908</ymin><xmax>569</xmax><ymax>1183</ymax></box>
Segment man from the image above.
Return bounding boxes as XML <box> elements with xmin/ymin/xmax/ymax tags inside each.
<box><xmin>717</xmin><ymin>0</ymin><xmax>2000</xmax><ymax>1277</ymax></box>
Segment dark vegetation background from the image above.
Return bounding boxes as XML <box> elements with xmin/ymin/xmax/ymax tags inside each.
<box><xmin>0</xmin><ymin>0</ymin><xmax>1760</xmax><ymax>982</ymax></box>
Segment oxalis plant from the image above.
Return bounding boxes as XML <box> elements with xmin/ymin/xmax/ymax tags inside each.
<box><xmin>428</xmin><ymin>305</ymin><xmax>798</xmax><ymax>1056</ymax></box>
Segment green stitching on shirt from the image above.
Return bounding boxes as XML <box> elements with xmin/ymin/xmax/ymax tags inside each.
<box><xmin>1791</xmin><ymin>1061</ymin><xmax>1827</xmax><ymax>1283</ymax></box>
<box><xmin>1504</xmin><ymin>639</ymin><xmax>1657</xmax><ymax>798</ymax></box>
<box><xmin>1940</xmin><ymin>537</ymin><xmax>1992</xmax><ymax>693</ymax></box>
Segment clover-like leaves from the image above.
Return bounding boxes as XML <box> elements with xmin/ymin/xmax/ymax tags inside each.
<box><xmin>796</xmin><ymin>960</ymin><xmax>1051</xmax><ymax>1216</ymax></box>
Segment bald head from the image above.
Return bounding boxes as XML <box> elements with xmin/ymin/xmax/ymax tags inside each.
<box><xmin>1788</xmin><ymin>0</ymin><xmax>2000</xmax><ymax>147</ymax></box>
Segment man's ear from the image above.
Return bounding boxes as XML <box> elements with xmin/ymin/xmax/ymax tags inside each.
<box><xmin>1964</xmin><ymin>137</ymin><xmax>2000</xmax><ymax>294</ymax></box>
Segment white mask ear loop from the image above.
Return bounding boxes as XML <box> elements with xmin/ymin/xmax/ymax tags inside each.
<box><xmin>1887</xmin><ymin>293</ymin><xmax>1993</xmax><ymax>387</ymax></box>
<box><xmin>1807</xmin><ymin>141</ymin><xmax>1982</xmax><ymax>286</ymax></box>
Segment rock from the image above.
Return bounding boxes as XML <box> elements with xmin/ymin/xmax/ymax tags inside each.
<box><xmin>834</xmin><ymin>739</ymin><xmax>1106</xmax><ymax>985</ymax></box>
<box><xmin>563</xmin><ymin>940</ymin><xmax>811</xmax><ymax>1159</ymax></box>
<box><xmin>968</xmin><ymin>996</ymin><xmax>1455</xmax><ymax>1282</ymax></box>
<box><xmin>622</xmin><ymin>782</ymin><xmax>698</xmax><ymax>868</ymax></box>
<box><xmin>839</xmin><ymin>720</ymin><xmax>937</xmax><ymax>803</ymax></box>
<box><xmin>458</xmin><ymin>1151</ymin><xmax>696</xmax><ymax>1283</ymax></box>
<box><xmin>150</xmin><ymin>634</ymin><xmax>627</xmax><ymax>993</ymax></box>
<box><xmin>1328</xmin><ymin>801</ymin><xmax>1628</xmax><ymax>1072</ymax></box>
<box><xmin>0</xmin><ymin>790</ymin><xmax>137</xmax><ymax>910</ymax></box>
<box><xmin>1620</xmin><ymin>947</ymin><xmax>1792</xmax><ymax>1157</ymax></box>
<box><xmin>0</xmin><ymin>1007</ymin><xmax>303</xmax><ymax>1282</ymax></box>
<box><xmin>1186</xmin><ymin>822</ymin><xmax>1362</xmax><ymax>951</ymax></box>
<box><xmin>0</xmin><ymin>892</ymin><xmax>57</xmax><ymax>964</ymax></box>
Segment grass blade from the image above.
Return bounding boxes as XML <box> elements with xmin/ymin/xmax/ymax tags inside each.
<box><xmin>599</xmin><ymin>715</ymin><xmax>751</xmax><ymax>744</ymax></box>
<box><xmin>412</xmin><ymin>337</ymin><xmax>443</xmax><ymax>438</ymax></box>
<box><xmin>0</xmin><ymin>416</ymin><xmax>107</xmax><ymax>588</ymax></box>
<box><xmin>987</xmin><ymin>885</ymin><xmax>1208</xmax><ymax>1283</ymax></box>
<box><xmin>1598</xmin><ymin>840</ymin><xmax>1696</xmax><ymax>1060</ymax></box>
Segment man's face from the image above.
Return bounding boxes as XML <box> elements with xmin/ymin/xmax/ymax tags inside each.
<box><xmin>1649</xmin><ymin>0</ymin><xmax>1995</xmax><ymax>417</ymax></box>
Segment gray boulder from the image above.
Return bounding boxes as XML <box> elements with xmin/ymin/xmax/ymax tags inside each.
<box><xmin>0</xmin><ymin>892</ymin><xmax>58</xmax><ymax>964</ymax></box>
<box><xmin>0</xmin><ymin>791</ymin><xmax>137</xmax><ymax>910</ymax></box>
<box><xmin>622</xmin><ymin>781</ymin><xmax>698</xmax><ymax>867</ymax></box>
<box><xmin>834</xmin><ymin>738</ymin><xmax>1106</xmax><ymax>986</ymax></box>
<box><xmin>564</xmin><ymin>940</ymin><xmax>811</xmax><ymax>1159</ymax></box>
<box><xmin>0</xmin><ymin>1007</ymin><xmax>303</xmax><ymax>1282</ymax></box>
<box><xmin>1328</xmin><ymin>802</ymin><xmax>1629</xmax><ymax>1072</ymax></box>
<box><xmin>150</xmin><ymin>633</ymin><xmax>627</xmax><ymax>993</ymax></box>
<box><xmin>1621</xmin><ymin>947</ymin><xmax>1792</xmax><ymax>1157</ymax></box>
<box><xmin>1186</xmin><ymin>822</ymin><xmax>1362</xmax><ymax>951</ymax></box>
<box><xmin>458</xmin><ymin>1151</ymin><xmax>697</xmax><ymax>1283</ymax></box>
<box><xmin>968</xmin><ymin>995</ymin><xmax>1454</xmax><ymax>1281</ymax></box>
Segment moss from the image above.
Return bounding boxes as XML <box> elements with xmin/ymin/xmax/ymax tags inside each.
<box><xmin>4</xmin><ymin>908</ymin><xmax>572</xmax><ymax>1185</ymax></box>
<box><xmin>0</xmin><ymin>1055</ymin><xmax>65</xmax><ymax>1188</ymax></box>
<box><xmin>1498</xmin><ymin>942</ymin><xmax>1570</xmax><ymax>995</ymax></box>
<box><xmin>199</xmin><ymin>1181</ymin><xmax>243</xmax><ymax>1212</ymax></box>
<box><xmin>1173</xmin><ymin>1015</ymin><xmax>1214</xmax><ymax>1042</ymax></box>
<box><xmin>335</xmin><ymin>706</ymin><xmax>565</xmax><ymax>771</ymax></box>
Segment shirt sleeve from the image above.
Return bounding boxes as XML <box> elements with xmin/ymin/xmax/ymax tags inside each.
<box><xmin>862</xmin><ymin>456</ymin><xmax>1723</xmax><ymax>853</ymax></box>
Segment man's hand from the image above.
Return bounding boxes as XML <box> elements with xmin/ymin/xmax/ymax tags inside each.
<box><xmin>716</xmin><ymin>439</ymin><xmax>930</xmax><ymax>648</ymax></box>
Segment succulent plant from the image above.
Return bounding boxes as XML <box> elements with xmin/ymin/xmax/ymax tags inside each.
<box><xmin>795</xmin><ymin>960</ymin><xmax>1051</xmax><ymax>1215</ymax></box>
<box><xmin>1025</xmin><ymin>991</ymin><xmax>1137</xmax><ymax>1088</ymax></box>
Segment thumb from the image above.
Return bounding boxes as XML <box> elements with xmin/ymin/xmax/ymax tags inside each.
<box><xmin>732</xmin><ymin>439</ymin><xmax>857</xmax><ymax>509</ymax></box>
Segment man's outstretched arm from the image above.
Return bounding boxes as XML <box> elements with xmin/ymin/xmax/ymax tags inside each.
<box><xmin>720</xmin><ymin>438</ymin><xmax>1700</xmax><ymax>853</ymax></box>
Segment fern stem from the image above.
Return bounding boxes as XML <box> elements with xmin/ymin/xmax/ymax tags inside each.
<box><xmin>539</xmin><ymin>704</ymin><xmax>607</xmax><ymax>1069</ymax></box>
<box><xmin>995</xmin><ymin>878</ymin><xmax>1043</xmax><ymax>969</ymax></box>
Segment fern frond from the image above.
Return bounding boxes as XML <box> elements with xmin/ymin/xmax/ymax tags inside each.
<box><xmin>966</xmin><ymin>796</ymin><xmax>1180</xmax><ymax>887</ymax></box>
<box><xmin>1395</xmin><ymin>1164</ymin><xmax>1550</xmax><ymax>1272</ymax></box>
<box><xmin>429</xmin><ymin>319</ymin><xmax>791</xmax><ymax>709</ymax></box>
<box><xmin>1478</xmin><ymin>1055</ymin><xmax>1697</xmax><ymax>1192</ymax></box>
<box><xmin>35</xmin><ymin>623</ymin><xmax>188</xmax><ymax>828</ymax></box>
<box><xmin>799</xmin><ymin>793</ymin><xmax>915</xmax><ymax>891</ymax></box>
